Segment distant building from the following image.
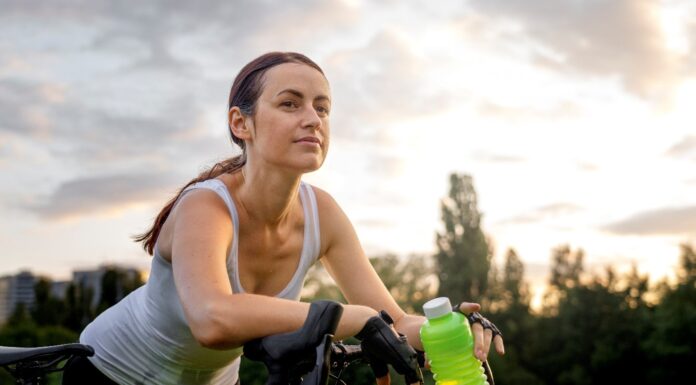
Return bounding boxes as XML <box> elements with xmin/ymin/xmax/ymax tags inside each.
<box><xmin>0</xmin><ymin>266</ymin><xmax>144</xmax><ymax>325</ymax></box>
<box><xmin>0</xmin><ymin>276</ymin><xmax>11</xmax><ymax>324</ymax></box>
<box><xmin>50</xmin><ymin>280</ymin><xmax>70</xmax><ymax>300</ymax></box>
<box><xmin>72</xmin><ymin>269</ymin><xmax>105</xmax><ymax>310</ymax></box>
<box><xmin>73</xmin><ymin>265</ymin><xmax>143</xmax><ymax>309</ymax></box>
<box><xmin>0</xmin><ymin>271</ymin><xmax>36</xmax><ymax>324</ymax></box>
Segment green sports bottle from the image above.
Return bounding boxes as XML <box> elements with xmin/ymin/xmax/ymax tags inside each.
<box><xmin>420</xmin><ymin>297</ymin><xmax>488</xmax><ymax>385</ymax></box>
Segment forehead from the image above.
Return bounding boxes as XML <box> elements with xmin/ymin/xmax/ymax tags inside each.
<box><xmin>261</xmin><ymin>63</ymin><xmax>330</xmax><ymax>99</ymax></box>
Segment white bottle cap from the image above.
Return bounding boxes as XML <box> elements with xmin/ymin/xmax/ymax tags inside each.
<box><xmin>423</xmin><ymin>297</ymin><xmax>453</xmax><ymax>319</ymax></box>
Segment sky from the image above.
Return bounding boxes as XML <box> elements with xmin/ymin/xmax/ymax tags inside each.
<box><xmin>1</xmin><ymin>0</ymin><xmax>695</xmax><ymax>307</ymax></box>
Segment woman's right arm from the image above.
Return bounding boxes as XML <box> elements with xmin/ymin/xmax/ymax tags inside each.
<box><xmin>170</xmin><ymin>189</ymin><xmax>376</xmax><ymax>350</ymax></box>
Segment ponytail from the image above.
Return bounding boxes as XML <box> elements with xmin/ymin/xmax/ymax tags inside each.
<box><xmin>132</xmin><ymin>153</ymin><xmax>246</xmax><ymax>255</ymax></box>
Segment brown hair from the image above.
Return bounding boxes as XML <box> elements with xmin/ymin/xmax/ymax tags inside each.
<box><xmin>134</xmin><ymin>52</ymin><xmax>325</xmax><ymax>255</ymax></box>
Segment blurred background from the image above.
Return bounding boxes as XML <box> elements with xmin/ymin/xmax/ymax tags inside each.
<box><xmin>0</xmin><ymin>0</ymin><xmax>694</xmax><ymax>384</ymax></box>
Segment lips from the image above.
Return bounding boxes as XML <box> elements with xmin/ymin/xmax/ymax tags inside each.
<box><xmin>296</xmin><ymin>136</ymin><xmax>322</xmax><ymax>145</ymax></box>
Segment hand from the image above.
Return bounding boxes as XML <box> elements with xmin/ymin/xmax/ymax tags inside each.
<box><xmin>356</xmin><ymin>311</ymin><xmax>423</xmax><ymax>385</ymax></box>
<box><xmin>454</xmin><ymin>302</ymin><xmax>505</xmax><ymax>362</ymax></box>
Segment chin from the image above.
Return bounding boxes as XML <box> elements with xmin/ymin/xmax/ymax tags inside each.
<box><xmin>299</xmin><ymin>162</ymin><xmax>323</xmax><ymax>174</ymax></box>
<box><xmin>295</xmin><ymin>158</ymin><xmax>324</xmax><ymax>174</ymax></box>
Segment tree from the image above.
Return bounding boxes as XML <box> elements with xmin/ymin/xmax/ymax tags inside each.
<box><xmin>543</xmin><ymin>244</ymin><xmax>584</xmax><ymax>311</ymax></box>
<box><xmin>501</xmin><ymin>248</ymin><xmax>530</xmax><ymax>311</ymax></box>
<box><xmin>302</xmin><ymin>254</ymin><xmax>437</xmax><ymax>314</ymax></box>
<box><xmin>31</xmin><ymin>278</ymin><xmax>68</xmax><ymax>326</ymax></box>
<box><xmin>434</xmin><ymin>173</ymin><xmax>491</xmax><ymax>303</ymax></box>
<box><xmin>368</xmin><ymin>254</ymin><xmax>437</xmax><ymax>313</ymax></box>
<box><xmin>643</xmin><ymin>243</ymin><xmax>696</xmax><ymax>383</ymax></box>
<box><xmin>63</xmin><ymin>281</ymin><xmax>94</xmax><ymax>332</ymax></box>
<box><xmin>96</xmin><ymin>267</ymin><xmax>144</xmax><ymax>315</ymax></box>
<box><xmin>486</xmin><ymin>248</ymin><xmax>542</xmax><ymax>385</ymax></box>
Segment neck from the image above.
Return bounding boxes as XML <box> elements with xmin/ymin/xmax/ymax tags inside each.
<box><xmin>235</xmin><ymin>162</ymin><xmax>302</xmax><ymax>226</ymax></box>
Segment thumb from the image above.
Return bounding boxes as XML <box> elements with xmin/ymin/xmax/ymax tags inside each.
<box><xmin>376</xmin><ymin>374</ymin><xmax>391</xmax><ymax>385</ymax></box>
<box><xmin>455</xmin><ymin>302</ymin><xmax>481</xmax><ymax>314</ymax></box>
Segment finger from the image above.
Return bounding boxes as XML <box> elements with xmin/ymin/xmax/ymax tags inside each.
<box><xmin>494</xmin><ymin>334</ymin><xmax>506</xmax><ymax>355</ymax></box>
<box><xmin>388</xmin><ymin>324</ymin><xmax>399</xmax><ymax>336</ymax></box>
<box><xmin>482</xmin><ymin>328</ymin><xmax>493</xmax><ymax>358</ymax></box>
<box><xmin>471</xmin><ymin>322</ymin><xmax>486</xmax><ymax>361</ymax></box>
<box><xmin>456</xmin><ymin>302</ymin><xmax>481</xmax><ymax>314</ymax></box>
<box><xmin>376</xmin><ymin>374</ymin><xmax>391</xmax><ymax>385</ymax></box>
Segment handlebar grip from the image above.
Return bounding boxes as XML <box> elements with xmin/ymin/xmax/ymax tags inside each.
<box><xmin>243</xmin><ymin>300</ymin><xmax>344</xmax><ymax>385</ymax></box>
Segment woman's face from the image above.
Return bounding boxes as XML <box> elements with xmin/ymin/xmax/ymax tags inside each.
<box><xmin>246</xmin><ymin>63</ymin><xmax>331</xmax><ymax>174</ymax></box>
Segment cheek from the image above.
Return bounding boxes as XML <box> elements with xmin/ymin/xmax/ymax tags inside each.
<box><xmin>322</xmin><ymin>123</ymin><xmax>330</xmax><ymax>148</ymax></box>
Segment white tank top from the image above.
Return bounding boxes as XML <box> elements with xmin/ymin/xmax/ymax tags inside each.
<box><xmin>80</xmin><ymin>179</ymin><xmax>322</xmax><ymax>384</ymax></box>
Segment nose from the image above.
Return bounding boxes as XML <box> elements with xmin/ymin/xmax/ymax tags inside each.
<box><xmin>301</xmin><ymin>105</ymin><xmax>322</xmax><ymax>130</ymax></box>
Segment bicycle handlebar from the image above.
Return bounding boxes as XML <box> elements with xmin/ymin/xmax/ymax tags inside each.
<box><xmin>243</xmin><ymin>300</ymin><xmax>343</xmax><ymax>385</ymax></box>
<box><xmin>244</xmin><ymin>300</ymin><xmax>495</xmax><ymax>385</ymax></box>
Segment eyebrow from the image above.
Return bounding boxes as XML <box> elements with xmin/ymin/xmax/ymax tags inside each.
<box><xmin>276</xmin><ymin>88</ymin><xmax>331</xmax><ymax>103</ymax></box>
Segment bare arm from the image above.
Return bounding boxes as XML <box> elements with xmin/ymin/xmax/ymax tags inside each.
<box><xmin>170</xmin><ymin>189</ymin><xmax>376</xmax><ymax>350</ymax></box>
<box><xmin>314</xmin><ymin>187</ymin><xmax>425</xmax><ymax>350</ymax></box>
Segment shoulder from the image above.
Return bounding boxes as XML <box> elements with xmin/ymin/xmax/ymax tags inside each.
<box><xmin>171</xmin><ymin>185</ymin><xmax>234</xmax><ymax>231</ymax></box>
<box><xmin>304</xmin><ymin>184</ymin><xmax>355</xmax><ymax>253</ymax></box>
<box><xmin>305</xmin><ymin>183</ymin><xmax>344</xmax><ymax>217</ymax></box>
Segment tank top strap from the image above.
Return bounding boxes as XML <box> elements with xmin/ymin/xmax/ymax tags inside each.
<box><xmin>179</xmin><ymin>179</ymin><xmax>240</xmax><ymax>273</ymax></box>
<box><xmin>299</xmin><ymin>181</ymin><xmax>321</xmax><ymax>265</ymax></box>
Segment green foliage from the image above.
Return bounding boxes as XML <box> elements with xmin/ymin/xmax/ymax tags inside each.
<box><xmin>642</xmin><ymin>244</ymin><xmax>696</xmax><ymax>384</ymax></box>
<box><xmin>435</xmin><ymin>173</ymin><xmax>491</xmax><ymax>302</ymax></box>
<box><xmin>239</xmin><ymin>356</ymin><xmax>268</xmax><ymax>385</ymax></box>
<box><xmin>95</xmin><ymin>267</ymin><xmax>144</xmax><ymax>315</ymax></box>
<box><xmin>0</xmin><ymin>268</ymin><xmax>143</xmax><ymax>384</ymax></box>
<box><xmin>32</xmin><ymin>278</ymin><xmax>68</xmax><ymax>326</ymax></box>
<box><xmin>543</xmin><ymin>245</ymin><xmax>585</xmax><ymax>312</ymax></box>
<box><xmin>63</xmin><ymin>281</ymin><xmax>95</xmax><ymax>332</ymax></box>
<box><xmin>302</xmin><ymin>263</ymin><xmax>346</xmax><ymax>303</ymax></box>
<box><xmin>368</xmin><ymin>254</ymin><xmax>436</xmax><ymax>313</ymax></box>
<box><xmin>0</xmin><ymin>322</ymin><xmax>77</xmax><ymax>385</ymax></box>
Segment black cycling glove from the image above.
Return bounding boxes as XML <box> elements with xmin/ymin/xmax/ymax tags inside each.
<box><xmin>452</xmin><ymin>304</ymin><xmax>503</xmax><ymax>340</ymax></box>
<box><xmin>355</xmin><ymin>311</ymin><xmax>423</xmax><ymax>384</ymax></box>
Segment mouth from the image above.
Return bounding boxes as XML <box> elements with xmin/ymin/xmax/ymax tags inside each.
<box><xmin>295</xmin><ymin>136</ymin><xmax>322</xmax><ymax>146</ymax></box>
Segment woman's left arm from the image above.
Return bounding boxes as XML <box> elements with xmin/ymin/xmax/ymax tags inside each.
<box><xmin>313</xmin><ymin>186</ymin><xmax>505</xmax><ymax>360</ymax></box>
<box><xmin>313</xmin><ymin>187</ymin><xmax>424</xmax><ymax>349</ymax></box>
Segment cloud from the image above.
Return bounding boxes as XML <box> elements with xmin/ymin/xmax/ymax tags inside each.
<box><xmin>0</xmin><ymin>140</ymin><xmax>11</xmax><ymax>166</ymax></box>
<box><xmin>577</xmin><ymin>162</ymin><xmax>599</xmax><ymax>172</ymax></box>
<box><xmin>666</xmin><ymin>135</ymin><xmax>696</xmax><ymax>159</ymax></box>
<box><xmin>325</xmin><ymin>30</ymin><xmax>452</xmax><ymax>141</ymax></box>
<box><xmin>602</xmin><ymin>205</ymin><xmax>696</xmax><ymax>236</ymax></box>
<box><xmin>477</xmin><ymin>100</ymin><xmax>581</xmax><ymax>121</ymax></box>
<box><xmin>2</xmin><ymin>0</ymin><xmax>359</xmax><ymax>77</ymax></box>
<box><xmin>472</xmin><ymin>152</ymin><xmax>526</xmax><ymax>163</ymax></box>
<box><xmin>499</xmin><ymin>203</ymin><xmax>583</xmax><ymax>224</ymax></box>
<box><xmin>0</xmin><ymin>0</ymin><xmax>364</xmax><ymax>173</ymax></box>
<box><xmin>0</xmin><ymin>76</ymin><xmax>224</xmax><ymax>170</ymax></box>
<box><xmin>467</xmin><ymin>0</ymin><xmax>685</xmax><ymax>100</ymax></box>
<box><xmin>0</xmin><ymin>80</ymin><xmax>58</xmax><ymax>137</ymax></box>
<box><xmin>26</xmin><ymin>173</ymin><xmax>181</xmax><ymax>220</ymax></box>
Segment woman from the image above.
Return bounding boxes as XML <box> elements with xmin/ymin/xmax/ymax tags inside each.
<box><xmin>64</xmin><ymin>52</ymin><xmax>504</xmax><ymax>385</ymax></box>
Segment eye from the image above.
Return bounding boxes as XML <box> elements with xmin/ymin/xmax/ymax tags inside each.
<box><xmin>316</xmin><ymin>105</ymin><xmax>330</xmax><ymax>116</ymax></box>
<box><xmin>280</xmin><ymin>100</ymin><xmax>299</xmax><ymax>109</ymax></box>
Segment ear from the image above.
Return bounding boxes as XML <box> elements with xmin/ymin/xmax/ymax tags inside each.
<box><xmin>229</xmin><ymin>106</ymin><xmax>253</xmax><ymax>141</ymax></box>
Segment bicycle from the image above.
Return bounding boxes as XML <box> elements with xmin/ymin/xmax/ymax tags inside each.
<box><xmin>0</xmin><ymin>343</ymin><xmax>94</xmax><ymax>385</ymax></box>
<box><xmin>0</xmin><ymin>301</ymin><xmax>494</xmax><ymax>385</ymax></box>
